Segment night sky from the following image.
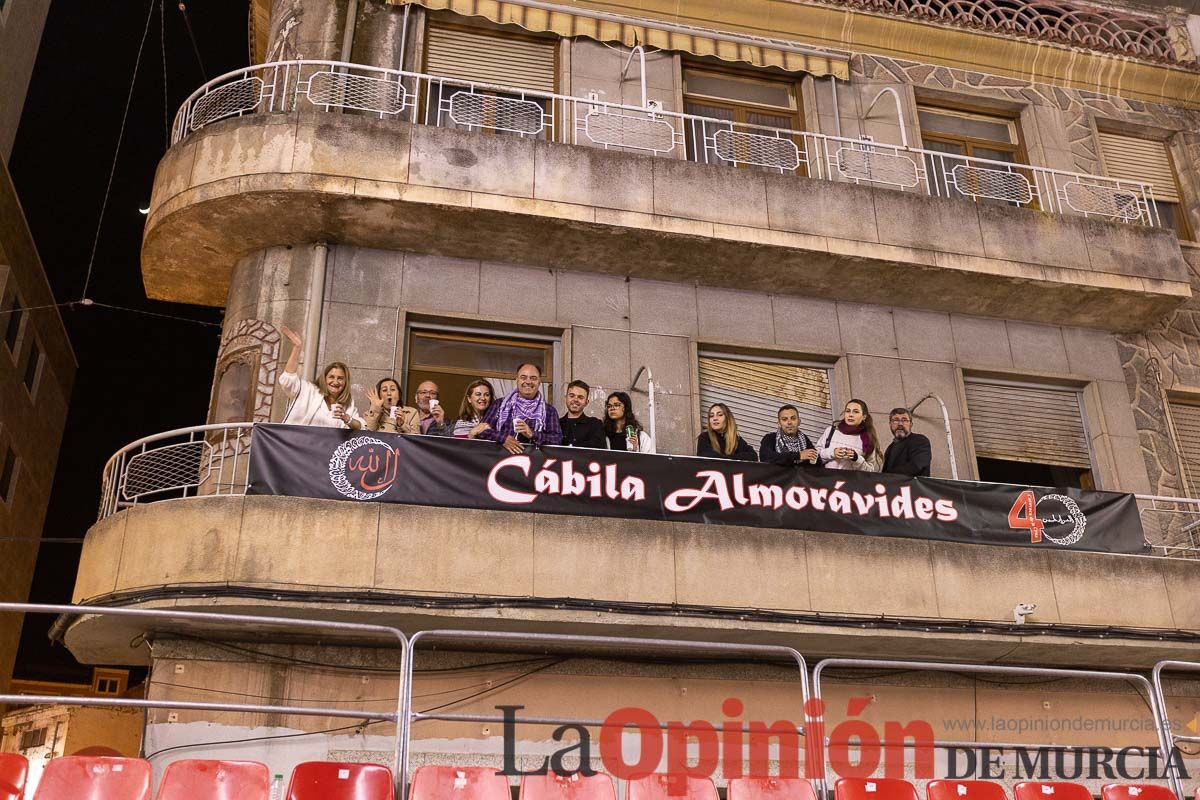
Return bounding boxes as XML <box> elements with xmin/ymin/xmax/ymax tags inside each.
<box><xmin>10</xmin><ymin>1</ymin><xmax>248</xmax><ymax>681</ymax></box>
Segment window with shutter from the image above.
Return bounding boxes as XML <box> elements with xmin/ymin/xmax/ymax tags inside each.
<box><xmin>698</xmin><ymin>354</ymin><xmax>833</xmax><ymax>450</ymax></box>
<box><xmin>423</xmin><ymin>22</ymin><xmax>557</xmax><ymax>138</ymax></box>
<box><xmin>1168</xmin><ymin>400</ymin><xmax>1200</xmax><ymax>496</ymax></box>
<box><xmin>965</xmin><ymin>380</ymin><xmax>1094</xmax><ymax>488</ymax></box>
<box><xmin>1098</xmin><ymin>130</ymin><xmax>1191</xmax><ymax>239</ymax></box>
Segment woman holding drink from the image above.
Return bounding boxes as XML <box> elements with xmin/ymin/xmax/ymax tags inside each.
<box><xmin>603</xmin><ymin>392</ymin><xmax>655</xmax><ymax>454</ymax></box>
<box><xmin>277</xmin><ymin>325</ymin><xmax>363</xmax><ymax>429</ymax></box>
<box><xmin>364</xmin><ymin>378</ymin><xmax>421</xmax><ymax>434</ymax></box>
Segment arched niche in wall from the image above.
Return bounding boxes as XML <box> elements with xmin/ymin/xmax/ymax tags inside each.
<box><xmin>209</xmin><ymin>319</ymin><xmax>281</xmax><ymax>425</ymax></box>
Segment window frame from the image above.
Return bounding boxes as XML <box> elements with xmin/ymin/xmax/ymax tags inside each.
<box><xmin>0</xmin><ymin>440</ymin><xmax>16</xmax><ymax>507</ymax></box>
<box><xmin>682</xmin><ymin>64</ymin><xmax>807</xmax><ymax>174</ymax></box>
<box><xmin>915</xmin><ymin>100</ymin><xmax>1028</xmax><ymax>163</ymax></box>
<box><xmin>1095</xmin><ymin>126</ymin><xmax>1192</xmax><ymax>239</ymax></box>
<box><xmin>22</xmin><ymin>335</ymin><xmax>41</xmax><ymax>399</ymax></box>
<box><xmin>420</xmin><ymin>19</ymin><xmax>559</xmax><ymax>140</ymax></box>
<box><xmin>2</xmin><ymin>287</ymin><xmax>24</xmax><ymax>358</ymax></box>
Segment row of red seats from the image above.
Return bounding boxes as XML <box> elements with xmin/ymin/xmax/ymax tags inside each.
<box><xmin>0</xmin><ymin>755</ymin><xmax>1193</xmax><ymax>800</ymax></box>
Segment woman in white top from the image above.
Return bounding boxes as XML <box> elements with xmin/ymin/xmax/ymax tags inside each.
<box><xmin>816</xmin><ymin>398</ymin><xmax>882</xmax><ymax>471</ymax></box>
<box><xmin>603</xmin><ymin>391</ymin><xmax>655</xmax><ymax>454</ymax></box>
<box><xmin>277</xmin><ymin>325</ymin><xmax>364</xmax><ymax>429</ymax></box>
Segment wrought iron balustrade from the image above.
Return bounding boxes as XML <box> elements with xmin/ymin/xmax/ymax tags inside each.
<box><xmin>169</xmin><ymin>59</ymin><xmax>1162</xmax><ymax>229</ymax></box>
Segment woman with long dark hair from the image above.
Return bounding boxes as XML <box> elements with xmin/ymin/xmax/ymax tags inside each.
<box><xmin>816</xmin><ymin>398</ymin><xmax>882</xmax><ymax>471</ymax></box>
<box><xmin>603</xmin><ymin>392</ymin><xmax>655</xmax><ymax>453</ymax></box>
<box><xmin>442</xmin><ymin>379</ymin><xmax>496</xmax><ymax>439</ymax></box>
<box><xmin>695</xmin><ymin>403</ymin><xmax>756</xmax><ymax>461</ymax></box>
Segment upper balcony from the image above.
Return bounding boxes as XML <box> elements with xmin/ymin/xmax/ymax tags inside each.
<box><xmin>142</xmin><ymin>60</ymin><xmax>1191</xmax><ymax>332</ymax></box>
<box><xmin>64</xmin><ymin>422</ymin><xmax>1200</xmax><ymax>669</ymax></box>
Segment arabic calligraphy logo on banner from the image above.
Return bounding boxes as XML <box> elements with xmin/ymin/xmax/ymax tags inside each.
<box><xmin>328</xmin><ymin>436</ymin><xmax>399</xmax><ymax>500</ymax></box>
<box><xmin>1008</xmin><ymin>490</ymin><xmax>1087</xmax><ymax>546</ymax></box>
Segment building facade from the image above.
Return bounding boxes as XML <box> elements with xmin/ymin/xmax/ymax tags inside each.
<box><xmin>64</xmin><ymin>0</ymin><xmax>1200</xmax><ymax>792</ymax></box>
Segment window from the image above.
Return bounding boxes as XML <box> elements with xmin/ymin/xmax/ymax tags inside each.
<box><xmin>18</xmin><ymin>728</ymin><xmax>46</xmax><ymax>751</ymax></box>
<box><xmin>91</xmin><ymin>669</ymin><xmax>129</xmax><ymax>696</ymax></box>
<box><xmin>423</xmin><ymin>22</ymin><xmax>556</xmax><ymax>138</ymax></box>
<box><xmin>1097</xmin><ymin>130</ymin><xmax>1192</xmax><ymax>238</ymax></box>
<box><xmin>964</xmin><ymin>380</ymin><xmax>1093</xmax><ymax>488</ymax></box>
<box><xmin>0</xmin><ymin>444</ymin><xmax>15</xmax><ymax>504</ymax></box>
<box><xmin>697</xmin><ymin>353</ymin><xmax>833</xmax><ymax>447</ymax></box>
<box><xmin>2</xmin><ymin>291</ymin><xmax>22</xmax><ymax>355</ymax></box>
<box><xmin>683</xmin><ymin>68</ymin><xmax>804</xmax><ymax>173</ymax></box>
<box><xmin>1168</xmin><ymin>400</ymin><xmax>1200</xmax><ymax>496</ymax></box>
<box><xmin>405</xmin><ymin>327</ymin><xmax>558</xmax><ymax>411</ymax></box>
<box><xmin>917</xmin><ymin>103</ymin><xmax>1027</xmax><ymax>202</ymax></box>
<box><xmin>22</xmin><ymin>338</ymin><xmax>40</xmax><ymax>395</ymax></box>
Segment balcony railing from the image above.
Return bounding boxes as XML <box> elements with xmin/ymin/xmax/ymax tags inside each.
<box><xmin>98</xmin><ymin>423</ymin><xmax>1199</xmax><ymax>560</ymax></box>
<box><xmin>169</xmin><ymin>59</ymin><xmax>1162</xmax><ymax>228</ymax></box>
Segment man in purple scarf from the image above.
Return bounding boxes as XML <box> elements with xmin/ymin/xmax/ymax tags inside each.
<box><xmin>480</xmin><ymin>363</ymin><xmax>563</xmax><ymax>454</ymax></box>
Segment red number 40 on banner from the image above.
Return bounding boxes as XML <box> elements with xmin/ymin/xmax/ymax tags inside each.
<box><xmin>1008</xmin><ymin>490</ymin><xmax>1044</xmax><ymax>543</ymax></box>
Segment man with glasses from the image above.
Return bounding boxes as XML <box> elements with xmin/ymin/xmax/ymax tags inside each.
<box><xmin>883</xmin><ymin>407</ymin><xmax>932</xmax><ymax>477</ymax></box>
<box><xmin>559</xmin><ymin>379</ymin><xmax>606</xmax><ymax>449</ymax></box>
<box><xmin>414</xmin><ymin>380</ymin><xmax>446</xmax><ymax>435</ymax></box>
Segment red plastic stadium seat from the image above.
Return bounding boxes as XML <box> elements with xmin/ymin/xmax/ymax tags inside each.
<box><xmin>155</xmin><ymin>759</ymin><xmax>270</xmax><ymax>800</ymax></box>
<box><xmin>519</xmin><ymin>773</ymin><xmax>616</xmax><ymax>800</ymax></box>
<box><xmin>729</xmin><ymin>777</ymin><xmax>818</xmax><ymax>800</ymax></box>
<box><xmin>836</xmin><ymin>778</ymin><xmax>920</xmax><ymax>800</ymax></box>
<box><xmin>1013</xmin><ymin>783</ymin><xmax>1092</xmax><ymax>800</ymax></box>
<box><xmin>287</xmin><ymin>762</ymin><xmax>394</xmax><ymax>800</ymax></box>
<box><xmin>1101</xmin><ymin>786</ymin><xmax>1178</xmax><ymax>800</ymax></box>
<box><xmin>927</xmin><ymin>781</ymin><xmax>1009</xmax><ymax>800</ymax></box>
<box><xmin>32</xmin><ymin>756</ymin><xmax>152</xmax><ymax>800</ymax></box>
<box><xmin>627</xmin><ymin>774</ymin><xmax>719</xmax><ymax>800</ymax></box>
<box><xmin>0</xmin><ymin>754</ymin><xmax>28</xmax><ymax>800</ymax></box>
<box><xmin>409</xmin><ymin>767</ymin><xmax>508</xmax><ymax>800</ymax></box>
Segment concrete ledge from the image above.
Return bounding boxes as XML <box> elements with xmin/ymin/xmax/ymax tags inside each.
<box><xmin>142</xmin><ymin>113</ymin><xmax>1190</xmax><ymax>331</ymax></box>
<box><xmin>66</xmin><ymin>495</ymin><xmax>1200</xmax><ymax>667</ymax></box>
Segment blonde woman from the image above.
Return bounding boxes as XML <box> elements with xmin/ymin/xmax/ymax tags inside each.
<box><xmin>816</xmin><ymin>398</ymin><xmax>882</xmax><ymax>471</ymax></box>
<box><xmin>277</xmin><ymin>325</ymin><xmax>363</xmax><ymax>429</ymax></box>
<box><xmin>695</xmin><ymin>403</ymin><xmax>757</xmax><ymax>461</ymax></box>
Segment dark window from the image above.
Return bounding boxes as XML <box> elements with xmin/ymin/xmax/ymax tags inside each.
<box><xmin>0</xmin><ymin>446</ymin><xmax>15</xmax><ymax>503</ymax></box>
<box><xmin>683</xmin><ymin>68</ymin><xmax>804</xmax><ymax>174</ymax></box>
<box><xmin>2</xmin><ymin>294</ymin><xmax>21</xmax><ymax>354</ymax></box>
<box><xmin>18</xmin><ymin>728</ymin><xmax>45</xmax><ymax>751</ymax></box>
<box><xmin>23</xmin><ymin>339</ymin><xmax>40</xmax><ymax>393</ymax></box>
<box><xmin>95</xmin><ymin>678</ymin><xmax>119</xmax><ymax>694</ymax></box>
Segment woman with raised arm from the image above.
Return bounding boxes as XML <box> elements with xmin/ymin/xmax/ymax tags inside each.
<box><xmin>696</xmin><ymin>403</ymin><xmax>757</xmax><ymax>461</ymax></box>
<box><xmin>440</xmin><ymin>379</ymin><xmax>496</xmax><ymax>439</ymax></box>
<box><xmin>363</xmin><ymin>377</ymin><xmax>421</xmax><ymax>434</ymax></box>
<box><xmin>603</xmin><ymin>392</ymin><xmax>655</xmax><ymax>454</ymax></box>
<box><xmin>816</xmin><ymin>398</ymin><xmax>882</xmax><ymax>471</ymax></box>
<box><xmin>276</xmin><ymin>325</ymin><xmax>363</xmax><ymax>429</ymax></box>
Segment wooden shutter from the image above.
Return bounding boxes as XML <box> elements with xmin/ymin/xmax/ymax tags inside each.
<box><xmin>1169</xmin><ymin>401</ymin><xmax>1200</xmax><ymax>494</ymax></box>
<box><xmin>965</xmin><ymin>382</ymin><xmax>1091</xmax><ymax>468</ymax></box>
<box><xmin>698</xmin><ymin>355</ymin><xmax>832</xmax><ymax>449</ymax></box>
<box><xmin>1097</xmin><ymin>131</ymin><xmax>1181</xmax><ymax>203</ymax></box>
<box><xmin>425</xmin><ymin>24</ymin><xmax>556</xmax><ymax>92</ymax></box>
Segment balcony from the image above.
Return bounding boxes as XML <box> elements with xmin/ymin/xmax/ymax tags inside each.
<box><xmin>65</xmin><ymin>423</ymin><xmax>1200</xmax><ymax>668</ymax></box>
<box><xmin>142</xmin><ymin>60</ymin><xmax>1191</xmax><ymax>330</ymax></box>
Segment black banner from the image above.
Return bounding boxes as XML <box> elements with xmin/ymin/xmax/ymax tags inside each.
<box><xmin>247</xmin><ymin>424</ymin><xmax>1146</xmax><ymax>554</ymax></box>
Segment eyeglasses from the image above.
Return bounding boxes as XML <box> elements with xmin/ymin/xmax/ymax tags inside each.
<box><xmin>606</xmin><ymin>403</ymin><xmax>624</xmax><ymax>409</ymax></box>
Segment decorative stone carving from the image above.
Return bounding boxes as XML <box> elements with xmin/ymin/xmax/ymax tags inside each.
<box><xmin>209</xmin><ymin>319</ymin><xmax>281</xmax><ymax>424</ymax></box>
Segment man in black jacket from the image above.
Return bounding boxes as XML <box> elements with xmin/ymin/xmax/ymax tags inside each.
<box><xmin>559</xmin><ymin>380</ymin><xmax>607</xmax><ymax>448</ymax></box>
<box><xmin>883</xmin><ymin>407</ymin><xmax>932</xmax><ymax>477</ymax></box>
<box><xmin>760</xmin><ymin>405</ymin><xmax>821</xmax><ymax>466</ymax></box>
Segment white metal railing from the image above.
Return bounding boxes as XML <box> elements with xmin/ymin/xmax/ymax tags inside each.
<box><xmin>169</xmin><ymin>59</ymin><xmax>1163</xmax><ymax>228</ymax></box>
<box><xmin>1136</xmin><ymin>493</ymin><xmax>1200</xmax><ymax>558</ymax></box>
<box><xmin>97</xmin><ymin>423</ymin><xmax>254</xmax><ymax>519</ymax></box>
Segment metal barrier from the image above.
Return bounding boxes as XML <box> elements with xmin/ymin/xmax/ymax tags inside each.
<box><xmin>399</xmin><ymin>629</ymin><xmax>813</xmax><ymax>800</ymax></box>
<box><xmin>0</xmin><ymin>602</ymin><xmax>410</xmax><ymax>796</ymax></box>
<box><xmin>168</xmin><ymin>59</ymin><xmax>1162</xmax><ymax>228</ymax></box>
<box><xmin>1151</xmin><ymin>660</ymin><xmax>1200</xmax><ymax>800</ymax></box>
<box><xmin>1137</xmin><ymin>494</ymin><xmax>1200</xmax><ymax>558</ymax></box>
<box><xmin>811</xmin><ymin>657</ymin><xmax>1176</xmax><ymax>797</ymax></box>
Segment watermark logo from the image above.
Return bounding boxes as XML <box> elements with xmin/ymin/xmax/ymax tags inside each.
<box><xmin>495</xmin><ymin>699</ymin><xmax>1189</xmax><ymax>787</ymax></box>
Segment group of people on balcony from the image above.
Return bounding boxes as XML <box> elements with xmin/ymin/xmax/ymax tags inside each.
<box><xmin>277</xmin><ymin>326</ymin><xmax>932</xmax><ymax>477</ymax></box>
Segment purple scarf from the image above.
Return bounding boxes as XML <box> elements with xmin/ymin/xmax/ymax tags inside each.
<box><xmin>837</xmin><ymin>421</ymin><xmax>874</xmax><ymax>455</ymax></box>
<box><xmin>495</xmin><ymin>388</ymin><xmax>549</xmax><ymax>433</ymax></box>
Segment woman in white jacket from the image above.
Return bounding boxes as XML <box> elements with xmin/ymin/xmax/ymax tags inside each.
<box><xmin>603</xmin><ymin>391</ymin><xmax>655</xmax><ymax>454</ymax></box>
<box><xmin>816</xmin><ymin>398</ymin><xmax>882</xmax><ymax>471</ymax></box>
<box><xmin>276</xmin><ymin>325</ymin><xmax>363</xmax><ymax>429</ymax></box>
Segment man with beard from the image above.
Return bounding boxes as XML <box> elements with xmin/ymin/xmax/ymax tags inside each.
<box><xmin>883</xmin><ymin>407</ymin><xmax>932</xmax><ymax>477</ymax></box>
<box><xmin>559</xmin><ymin>380</ymin><xmax>607</xmax><ymax>448</ymax></box>
<box><xmin>759</xmin><ymin>405</ymin><xmax>820</xmax><ymax>467</ymax></box>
